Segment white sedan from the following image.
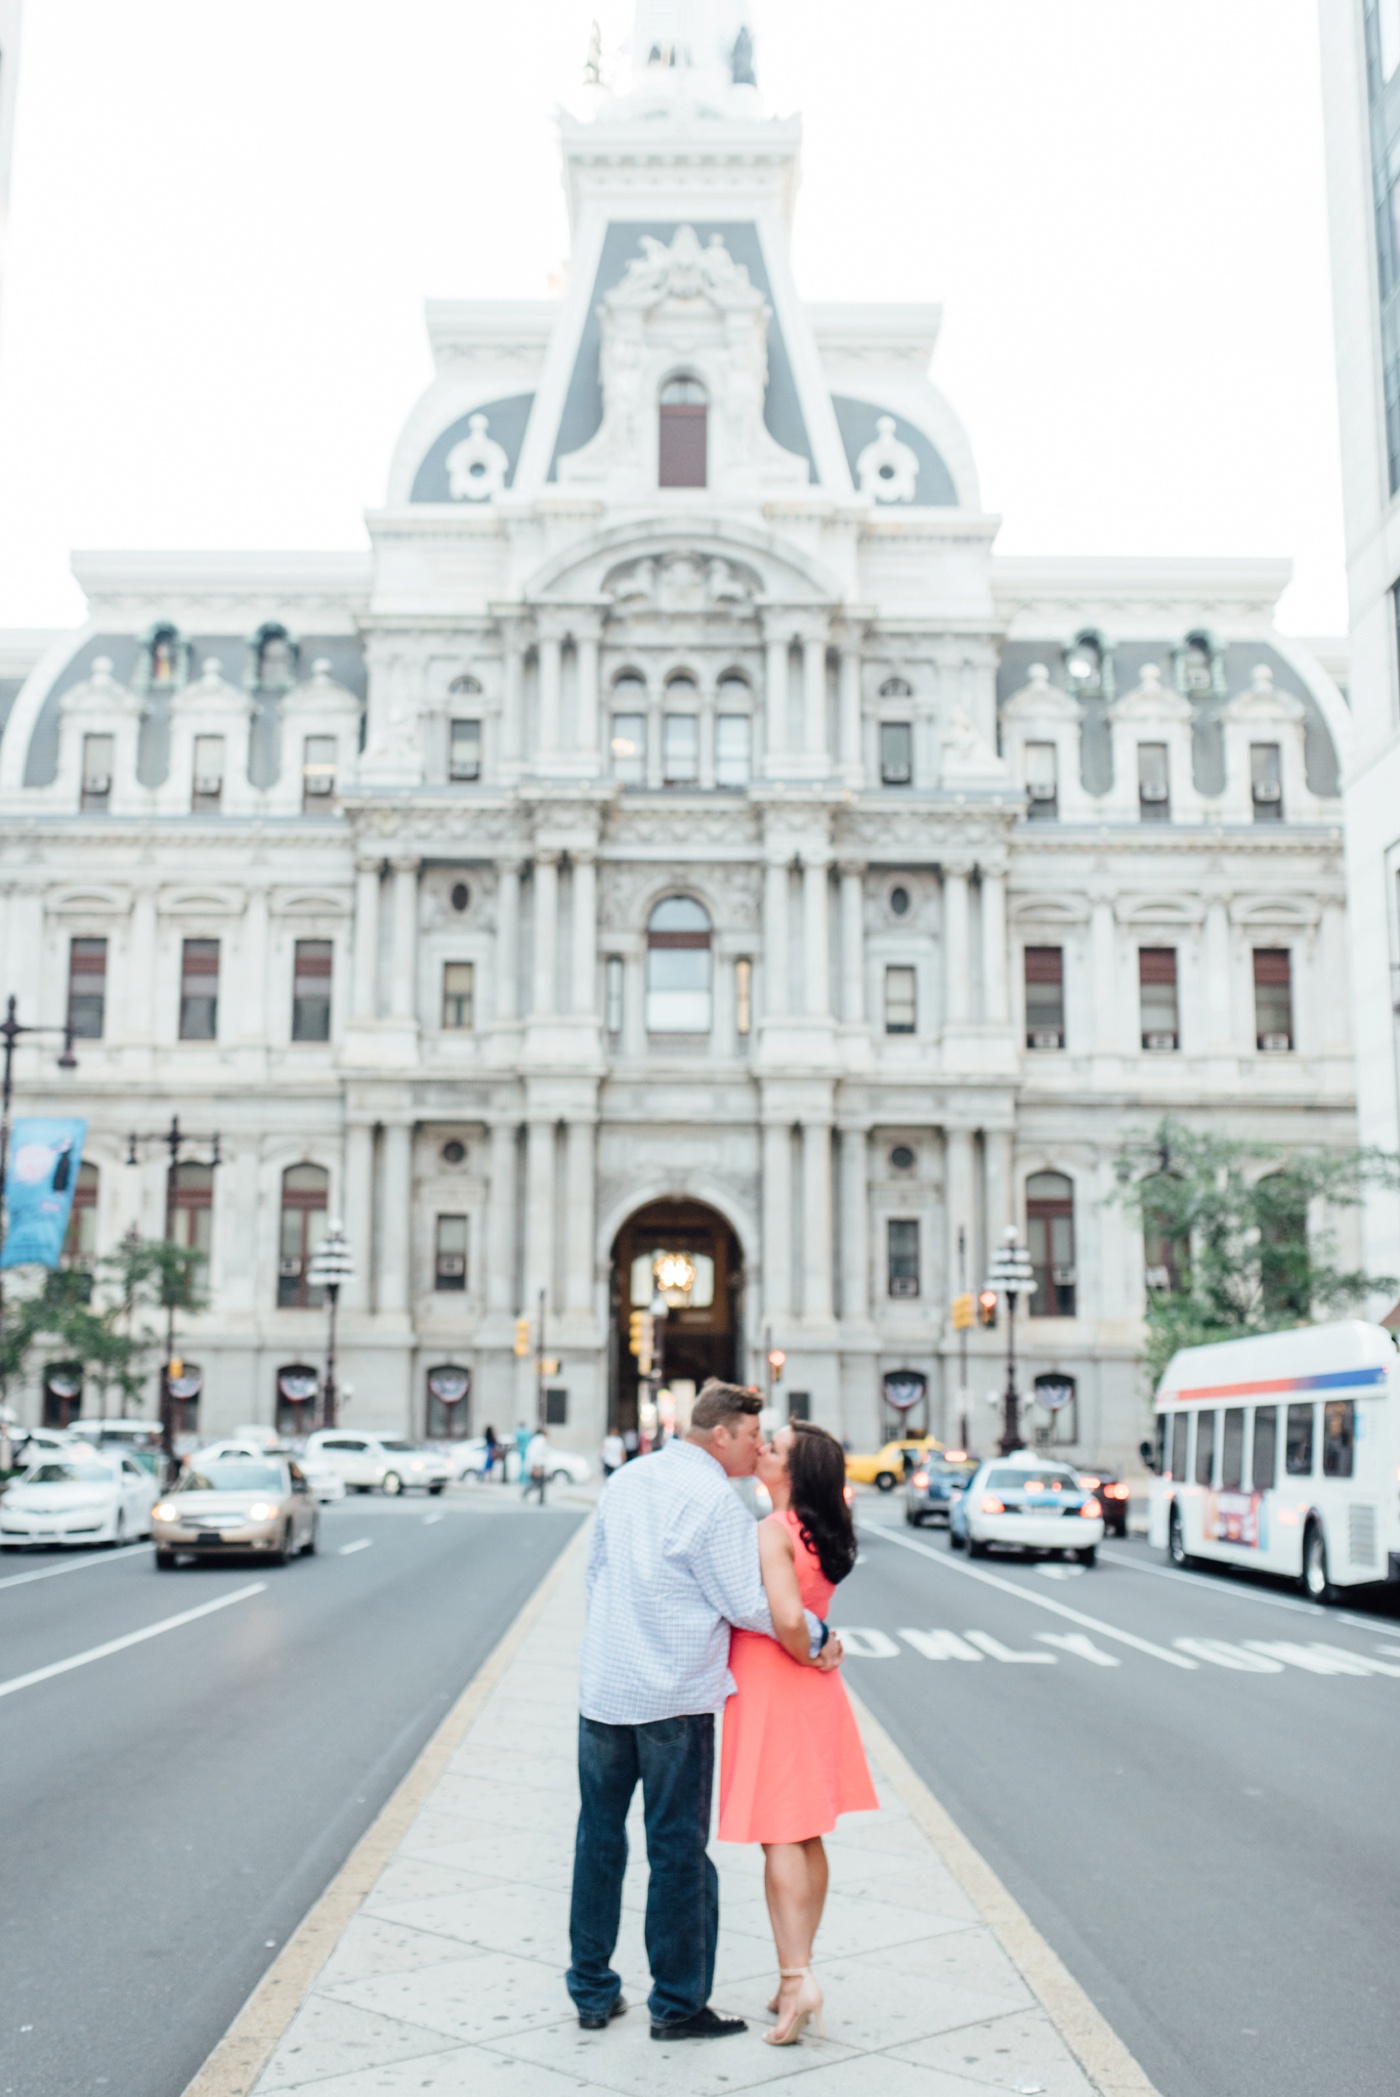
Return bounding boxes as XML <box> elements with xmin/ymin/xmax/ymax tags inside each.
<box><xmin>450</xmin><ymin>1440</ymin><xmax>592</xmax><ymax>1487</ymax></box>
<box><xmin>304</xmin><ymin>1431</ymin><xmax>454</xmax><ymax>1496</ymax></box>
<box><xmin>0</xmin><ymin>1453</ymin><xmax>157</xmax><ymax>1549</ymax></box>
<box><xmin>194</xmin><ymin>1439</ymin><xmax>346</xmax><ymax>1503</ymax></box>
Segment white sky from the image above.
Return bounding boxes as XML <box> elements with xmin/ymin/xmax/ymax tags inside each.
<box><xmin>0</xmin><ymin>0</ymin><xmax>1348</xmax><ymax>634</ymax></box>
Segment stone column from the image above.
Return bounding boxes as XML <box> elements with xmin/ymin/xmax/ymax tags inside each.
<box><xmin>942</xmin><ymin>864</ymin><xmax>971</xmax><ymax>1026</ymax></box>
<box><xmin>838</xmin><ymin>638</ymin><xmax>862</xmax><ymax>780</ymax></box>
<box><xmin>1091</xmin><ymin>893</ymin><xmax>1118</xmax><ymax>1052</ymax></box>
<box><xmin>486</xmin><ymin>1120</ymin><xmax>516</xmax><ymax>1313</ymax></box>
<box><xmin>1203</xmin><ymin>895</ymin><xmax>1232</xmax><ymax>1051</ymax></box>
<box><xmin>496</xmin><ymin>858</ymin><xmax>521</xmax><ymax>1023</ymax></box>
<box><xmin>352</xmin><ymin>858</ymin><xmax>381</xmax><ymax>1022</ymax></box>
<box><xmin>803</xmin><ymin>857</ymin><xmax>830</xmax><ymax>1017</ymax></box>
<box><xmin>342</xmin><ymin>1123</ymin><xmax>374</xmax><ymax>1310</ymax></box>
<box><xmin>571</xmin><ymin>851</ymin><xmax>597</xmax><ymax>1015</ymax></box>
<box><xmin>763</xmin><ymin>856</ymin><xmax>789</xmax><ymax>1018</ymax></box>
<box><xmin>839</xmin><ymin>863</ymin><xmax>865</xmax><ymax>1024</ymax></box>
<box><xmin>524</xmin><ymin>1118</ymin><xmax>555</xmax><ymax>1309</ymax></box>
<box><xmin>980</xmin><ymin>864</ymin><xmax>1009</xmax><ymax>1025</ymax></box>
<box><xmin>376</xmin><ymin>1121</ymin><xmax>413</xmax><ymax>1314</ymax></box>
<box><xmin>839</xmin><ymin>1127</ymin><xmax>869</xmax><ymax>1322</ymax></box>
<box><xmin>802</xmin><ymin>630</ymin><xmax>828</xmax><ymax>764</ymax></box>
<box><xmin>984</xmin><ymin>1128</ymin><xmax>1014</xmax><ymax>1250</ymax></box>
<box><xmin>802</xmin><ymin>1120</ymin><xmax>833</xmax><ymax>1319</ymax></box>
<box><xmin>389</xmin><ymin>857</ymin><xmax>420</xmax><ymax>1022</ymax></box>
<box><xmin>537</xmin><ymin>629</ymin><xmax>562</xmax><ymax>763</ymax></box>
<box><xmin>764</xmin><ymin>626</ymin><xmax>790</xmax><ymax>769</ymax></box>
<box><xmin>762</xmin><ymin>1120</ymin><xmax>792</xmax><ymax>1320</ymax></box>
<box><xmin>531</xmin><ymin>854</ymin><xmax>559</xmax><ymax>1015</ymax></box>
<box><xmin>564</xmin><ymin>1119</ymin><xmax>596</xmax><ymax>1313</ymax></box>
<box><xmin>944</xmin><ymin>1126</ymin><xmax>974</xmax><ymax>1310</ymax></box>
<box><xmin>574</xmin><ymin>622</ymin><xmax>600</xmax><ymax>767</ymax></box>
<box><xmin>126</xmin><ymin>886</ymin><xmax>157</xmax><ymax>1043</ymax></box>
<box><xmin>239</xmin><ymin>885</ymin><xmax>269</xmax><ymax>1043</ymax></box>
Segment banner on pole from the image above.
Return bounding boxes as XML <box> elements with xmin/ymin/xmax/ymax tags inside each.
<box><xmin>1</xmin><ymin>1118</ymin><xmax>88</xmax><ymax>1270</ymax></box>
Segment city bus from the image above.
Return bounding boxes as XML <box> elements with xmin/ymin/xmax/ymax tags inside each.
<box><xmin>1145</xmin><ymin>1320</ymin><xmax>1400</xmax><ymax>1600</ymax></box>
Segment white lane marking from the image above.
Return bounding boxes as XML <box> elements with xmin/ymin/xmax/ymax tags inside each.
<box><xmin>833</xmin><ymin>1626</ymin><xmax>899</xmax><ymax>1658</ymax></box>
<box><xmin>1037</xmin><ymin>1632</ymin><xmax>1120</xmax><ymax>1667</ymax></box>
<box><xmin>1175</xmin><ymin>1638</ymin><xmax>1284</xmax><ymax>1672</ymax></box>
<box><xmin>866</xmin><ymin>1525</ymin><xmax>1199</xmax><ymax>1668</ymax></box>
<box><xmin>422</xmin><ymin>1513</ymin><xmax>444</xmax><ymax>1527</ymax></box>
<box><xmin>0</xmin><ymin>1583</ymin><xmax>265</xmax><ymax>1700</ymax></box>
<box><xmin>1098</xmin><ymin>1546</ymin><xmax>1394</xmax><ymax>1637</ymax></box>
<box><xmin>898</xmin><ymin>1628</ymin><xmax>983</xmax><ymax>1662</ymax></box>
<box><xmin>0</xmin><ymin>1543</ymin><xmax>153</xmax><ymax>1592</ymax></box>
<box><xmin>338</xmin><ymin>1538</ymin><xmax>373</xmax><ymax>1556</ymax></box>
<box><xmin>965</xmin><ymin>1630</ymin><xmax>1055</xmax><ymax>1664</ymax></box>
<box><xmin>1034</xmin><ymin>1564</ymin><xmax>1085</xmax><ymax>1581</ymax></box>
<box><xmin>1245</xmin><ymin>1639</ymin><xmax>1400</xmax><ymax>1678</ymax></box>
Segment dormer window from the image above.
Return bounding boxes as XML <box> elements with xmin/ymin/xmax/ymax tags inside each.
<box><xmin>191</xmin><ymin>734</ymin><xmax>225</xmax><ymax>813</ymax></box>
<box><xmin>81</xmin><ymin>733</ymin><xmax>114</xmax><ymax>812</ymax></box>
<box><xmin>1024</xmin><ymin>741</ymin><xmax>1058</xmax><ymax>819</ymax></box>
<box><xmin>1250</xmin><ymin>742</ymin><xmax>1283</xmax><ymax>821</ymax></box>
<box><xmin>659</xmin><ymin>375</ymin><xmax>707</xmax><ymax>488</ymax></box>
<box><xmin>1137</xmin><ymin>743</ymin><xmax>1170</xmax><ymax>821</ymax></box>
<box><xmin>1176</xmin><ymin>627</ymin><xmax>1223</xmax><ymax>700</ymax></box>
<box><xmin>149</xmin><ymin>624</ymin><xmax>183</xmax><ymax>688</ymax></box>
<box><xmin>1065</xmin><ymin>629</ymin><xmax>1112</xmax><ymax>702</ymax></box>
<box><xmin>254</xmin><ymin>624</ymin><xmax>297</xmax><ymax>691</ymax></box>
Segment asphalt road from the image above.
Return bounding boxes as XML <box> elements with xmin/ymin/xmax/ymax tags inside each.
<box><xmin>0</xmin><ymin>1491</ymin><xmax>582</xmax><ymax>2097</ymax></box>
<box><xmin>839</xmin><ymin>1495</ymin><xmax>1400</xmax><ymax>2097</ymax></box>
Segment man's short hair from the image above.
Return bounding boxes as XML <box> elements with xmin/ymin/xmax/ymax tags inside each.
<box><xmin>690</xmin><ymin>1379</ymin><xmax>763</xmax><ymax>1433</ymax></box>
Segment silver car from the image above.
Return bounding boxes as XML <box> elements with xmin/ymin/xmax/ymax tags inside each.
<box><xmin>152</xmin><ymin>1457</ymin><xmax>318</xmax><ymax>1567</ymax></box>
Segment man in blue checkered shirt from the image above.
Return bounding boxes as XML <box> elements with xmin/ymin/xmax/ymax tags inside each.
<box><xmin>566</xmin><ymin>1380</ymin><xmax>839</xmax><ymax>2042</ymax></box>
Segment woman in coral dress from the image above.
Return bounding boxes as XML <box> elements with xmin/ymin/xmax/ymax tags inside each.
<box><xmin>719</xmin><ymin>1420</ymin><xmax>877</xmax><ymax>2045</ymax></box>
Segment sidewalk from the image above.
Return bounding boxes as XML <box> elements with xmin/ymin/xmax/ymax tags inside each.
<box><xmin>195</xmin><ymin>1520</ymin><xmax>1158</xmax><ymax>2097</ymax></box>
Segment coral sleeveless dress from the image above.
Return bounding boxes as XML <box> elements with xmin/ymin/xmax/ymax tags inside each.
<box><xmin>718</xmin><ymin>1510</ymin><xmax>878</xmax><ymax>1844</ymax></box>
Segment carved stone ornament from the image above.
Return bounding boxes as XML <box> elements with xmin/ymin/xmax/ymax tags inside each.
<box><xmin>445</xmin><ymin>414</ymin><xmax>510</xmax><ymax>502</ymax></box>
<box><xmin>603</xmin><ymin>550</ymin><xmax>759</xmax><ymax>612</ymax></box>
<box><xmin>856</xmin><ymin>415</ymin><xmax>919</xmax><ymax>504</ymax></box>
<box><xmin>940</xmin><ymin>706</ymin><xmax>1011</xmax><ymax>786</ymax></box>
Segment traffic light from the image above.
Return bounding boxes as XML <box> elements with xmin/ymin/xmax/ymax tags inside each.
<box><xmin>513</xmin><ymin>1317</ymin><xmax>531</xmax><ymax>1358</ymax></box>
<box><xmin>977</xmin><ymin>1289</ymin><xmax>998</xmax><ymax>1329</ymax></box>
<box><xmin>628</xmin><ymin>1310</ymin><xmax>655</xmax><ymax>1374</ymax></box>
<box><xmin>167</xmin><ymin>1356</ymin><xmax>184</xmax><ymax>1380</ymax></box>
<box><xmin>950</xmin><ymin>1292</ymin><xmax>974</xmax><ymax>1332</ymax></box>
<box><xmin>767</xmin><ymin>1348</ymin><xmax>786</xmax><ymax>1383</ymax></box>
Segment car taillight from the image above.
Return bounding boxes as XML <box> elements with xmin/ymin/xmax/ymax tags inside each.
<box><xmin>1079</xmin><ymin>1474</ymin><xmax>1101</xmax><ymax>1490</ymax></box>
<box><xmin>980</xmin><ymin>1495</ymin><xmax>1005</xmax><ymax>1514</ymax></box>
<box><xmin>1105</xmin><ymin>1482</ymin><xmax>1129</xmax><ymax>1499</ymax></box>
<box><xmin>912</xmin><ymin>1471</ymin><xmax>929</xmax><ymax>1489</ymax></box>
<box><xmin>1080</xmin><ymin>1497</ymin><xmax>1102</xmax><ymax>1518</ymax></box>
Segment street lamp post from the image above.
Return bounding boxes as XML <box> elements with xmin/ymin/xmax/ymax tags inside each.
<box><xmin>306</xmin><ymin>1221</ymin><xmax>353</xmax><ymax>1431</ymax></box>
<box><xmin>984</xmin><ymin>1223</ymin><xmax>1036</xmax><ymax>1456</ymax></box>
<box><xmin>126</xmin><ymin>1115</ymin><xmax>220</xmax><ymax>1469</ymax></box>
<box><xmin>0</xmin><ymin>996</ymin><xmax>78</xmax><ymax>1363</ymax></box>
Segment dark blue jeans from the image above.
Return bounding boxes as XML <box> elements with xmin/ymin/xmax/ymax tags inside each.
<box><xmin>567</xmin><ymin>1713</ymin><xmax>718</xmax><ymax>2027</ymax></box>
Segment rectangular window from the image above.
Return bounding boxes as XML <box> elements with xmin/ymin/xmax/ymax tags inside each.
<box><xmin>884</xmin><ymin>964</ymin><xmax>917</xmax><ymax>1034</ymax></box>
<box><xmin>178</xmin><ymin>938</ymin><xmax>219</xmax><ymax>1041</ymax></box>
<box><xmin>1285</xmin><ymin>1401</ymin><xmax>1314</xmax><ymax>1476</ymax></box>
<box><xmin>1024</xmin><ymin>740</ymin><xmax>1058</xmax><ymax>819</ymax></box>
<box><xmin>1252</xmin><ymin>1404</ymin><xmax>1278</xmax><ymax>1491</ymax></box>
<box><xmin>1221</xmin><ymin>1406</ymin><xmax>1245</xmax><ymax>1491</ymax></box>
<box><xmin>1250</xmin><ymin>742</ymin><xmax>1283</xmax><ymax>821</ymax></box>
<box><xmin>1194</xmin><ymin>1409</ymin><xmax>1216</xmax><ymax>1487</ymax></box>
<box><xmin>887</xmin><ymin>1219</ymin><xmax>920</xmax><ymax>1298</ymax></box>
<box><xmin>1253</xmin><ymin>949</ymin><xmax>1293</xmax><ymax>1050</ymax></box>
<box><xmin>662</xmin><ymin>713</ymin><xmax>699</xmax><ymax>785</ymax></box>
<box><xmin>1138</xmin><ymin>742</ymin><xmax>1170</xmax><ymax>820</ymax></box>
<box><xmin>81</xmin><ymin>733</ymin><xmax>114</xmax><ymax>813</ymax></box>
<box><xmin>67</xmin><ymin>937</ymin><xmax>107</xmax><ymax>1040</ymax></box>
<box><xmin>1024</xmin><ymin>946</ymin><xmax>1064</xmax><ymax>1049</ymax></box>
<box><xmin>1169</xmin><ymin>1412</ymin><xmax>1188</xmax><ymax>1483</ymax></box>
<box><xmin>441</xmin><ymin>961</ymin><xmax>474</xmax><ymax>1031</ymax></box>
<box><xmin>302</xmin><ymin>735</ymin><xmax>337</xmax><ymax>809</ymax></box>
<box><xmin>610</xmin><ymin>713</ymin><xmax>645</xmax><ymax>786</ymax></box>
<box><xmin>604</xmin><ymin>955</ymin><xmax>624</xmax><ymax>1036</ymax></box>
<box><xmin>1139</xmin><ymin>948</ymin><xmax>1179</xmax><ymax>1051</ymax></box>
<box><xmin>1027</xmin><ymin>1180</ymin><xmax>1077</xmax><ymax>1317</ymax></box>
<box><xmin>291</xmin><ymin>939</ymin><xmax>333</xmax><ymax>1042</ymax></box>
<box><xmin>434</xmin><ymin>1214</ymin><xmax>468</xmax><ymax>1291</ymax></box>
<box><xmin>659</xmin><ymin>400</ymin><xmax>707</xmax><ymax>487</ymax></box>
<box><xmin>448</xmin><ymin>718</ymin><xmax>481</xmax><ymax>782</ymax></box>
<box><xmin>191</xmin><ymin>734</ymin><xmax>225</xmax><ymax>813</ymax></box>
<box><xmin>880</xmin><ymin>721</ymin><xmax>913</xmax><ymax>786</ymax></box>
<box><xmin>735</xmin><ymin>957</ymin><xmax>752</xmax><ymax>1037</ymax></box>
<box><xmin>715</xmin><ymin>713</ymin><xmax>752</xmax><ymax>786</ymax></box>
<box><xmin>1322</xmin><ymin>1398</ymin><xmax>1355</xmax><ymax>1478</ymax></box>
<box><xmin>544</xmin><ymin>1387</ymin><xmax>568</xmax><ymax>1427</ymax></box>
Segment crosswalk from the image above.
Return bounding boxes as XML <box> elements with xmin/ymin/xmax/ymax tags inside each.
<box><xmin>834</xmin><ymin>1624</ymin><xmax>1400</xmax><ymax>1676</ymax></box>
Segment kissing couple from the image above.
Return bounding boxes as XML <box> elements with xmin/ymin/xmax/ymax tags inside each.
<box><xmin>566</xmin><ymin>1379</ymin><xmax>876</xmax><ymax>2045</ymax></box>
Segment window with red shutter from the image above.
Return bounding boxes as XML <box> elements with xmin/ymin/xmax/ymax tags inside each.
<box><xmin>1253</xmin><ymin>948</ymin><xmax>1293</xmax><ymax>1050</ymax></box>
<box><xmin>1138</xmin><ymin>947</ymin><xmax>1178</xmax><ymax>1051</ymax></box>
<box><xmin>1024</xmin><ymin>946</ymin><xmax>1064</xmax><ymax>1049</ymax></box>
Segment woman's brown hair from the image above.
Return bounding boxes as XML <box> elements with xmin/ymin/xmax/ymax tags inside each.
<box><xmin>786</xmin><ymin>1421</ymin><xmax>857</xmax><ymax>1584</ymax></box>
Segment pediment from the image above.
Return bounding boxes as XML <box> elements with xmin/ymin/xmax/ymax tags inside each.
<box><xmin>527</xmin><ymin>519</ymin><xmax>841</xmax><ymax>608</ymax></box>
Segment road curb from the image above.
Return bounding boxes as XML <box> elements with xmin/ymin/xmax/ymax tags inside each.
<box><xmin>847</xmin><ymin>1687</ymin><xmax>1163</xmax><ymax>2097</ymax></box>
<box><xmin>180</xmin><ymin>1516</ymin><xmax>592</xmax><ymax>2097</ymax></box>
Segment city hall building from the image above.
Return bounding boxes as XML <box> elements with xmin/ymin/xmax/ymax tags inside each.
<box><xmin>0</xmin><ymin>4</ymin><xmax>1357</xmax><ymax>1459</ymax></box>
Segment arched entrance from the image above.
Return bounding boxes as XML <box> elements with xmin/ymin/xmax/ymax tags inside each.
<box><xmin>610</xmin><ymin>1200</ymin><xmax>743</xmax><ymax>1430</ymax></box>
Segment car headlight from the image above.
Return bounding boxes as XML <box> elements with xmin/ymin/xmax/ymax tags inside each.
<box><xmin>152</xmin><ymin>1501</ymin><xmax>179</xmax><ymax>1521</ymax></box>
<box><xmin>247</xmin><ymin>1501</ymin><xmax>281</xmax><ymax>1521</ymax></box>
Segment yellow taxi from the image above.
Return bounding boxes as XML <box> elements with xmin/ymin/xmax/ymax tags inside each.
<box><xmin>845</xmin><ymin>1435</ymin><xmax>944</xmax><ymax>1492</ymax></box>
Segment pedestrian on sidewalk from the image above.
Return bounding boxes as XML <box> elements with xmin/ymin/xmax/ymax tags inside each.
<box><xmin>482</xmin><ymin>1424</ymin><xmax>499</xmax><ymax>1481</ymax></box>
<box><xmin>718</xmin><ymin>1420</ymin><xmax>876</xmax><ymax>2044</ymax></box>
<box><xmin>566</xmin><ymin>1380</ymin><xmax>844</xmax><ymax>2044</ymax></box>
<box><xmin>600</xmin><ymin>1429</ymin><xmax>625</xmax><ymax>1479</ymax></box>
<box><xmin>523</xmin><ymin>1424</ymin><xmax>551</xmax><ymax>1503</ymax></box>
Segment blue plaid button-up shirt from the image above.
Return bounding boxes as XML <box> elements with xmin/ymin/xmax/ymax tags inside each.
<box><xmin>578</xmin><ymin>1439</ymin><xmax>819</xmax><ymax>1725</ymax></box>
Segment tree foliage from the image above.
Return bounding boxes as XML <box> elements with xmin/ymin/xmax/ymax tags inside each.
<box><xmin>0</xmin><ymin>1235</ymin><xmax>206</xmax><ymax>1415</ymax></box>
<box><xmin>1114</xmin><ymin>1118</ymin><xmax>1399</xmax><ymax>1388</ymax></box>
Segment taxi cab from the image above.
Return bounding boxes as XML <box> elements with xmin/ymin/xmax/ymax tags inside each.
<box><xmin>845</xmin><ymin>1435</ymin><xmax>943</xmax><ymax>1491</ymax></box>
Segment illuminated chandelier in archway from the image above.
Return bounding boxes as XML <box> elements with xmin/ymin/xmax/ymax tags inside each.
<box><xmin>653</xmin><ymin>1250</ymin><xmax>697</xmax><ymax>1308</ymax></box>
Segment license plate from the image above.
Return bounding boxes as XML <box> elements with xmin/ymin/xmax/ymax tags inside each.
<box><xmin>196</xmin><ymin>1531</ymin><xmax>225</xmax><ymax>1545</ymax></box>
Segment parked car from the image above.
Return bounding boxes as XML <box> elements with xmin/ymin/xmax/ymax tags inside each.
<box><xmin>195</xmin><ymin>1438</ymin><xmax>345</xmax><ymax>1503</ymax></box>
<box><xmin>1</xmin><ymin>1452</ymin><xmax>157</xmax><ymax>1549</ymax></box>
<box><xmin>846</xmin><ymin>1436</ymin><xmax>943</xmax><ymax>1491</ymax></box>
<box><xmin>303</xmin><ymin>1431</ymin><xmax>452</xmax><ymax>1496</ymax></box>
<box><xmin>1076</xmin><ymin>1465</ymin><xmax>1130</xmax><ymax>1537</ymax></box>
<box><xmin>905</xmin><ymin>1452</ymin><xmax>979</xmax><ymax>1526</ymax></box>
<box><xmin>7</xmin><ymin>1425</ymin><xmax>91</xmax><ymax>1471</ymax></box>
<box><xmin>152</xmin><ymin>1456</ymin><xmax>318</xmax><ymax>1565</ymax></box>
<box><xmin>949</xmin><ymin>1453</ymin><xmax>1104</xmax><ymax>1563</ymax></box>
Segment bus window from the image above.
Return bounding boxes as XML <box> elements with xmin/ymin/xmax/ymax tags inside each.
<box><xmin>1285</xmin><ymin>1403</ymin><xmax>1314</xmax><ymax>1477</ymax></box>
<box><xmin>1169</xmin><ymin>1413</ymin><xmax>1187</xmax><ymax>1482</ymax></box>
<box><xmin>1195</xmin><ymin>1410</ymin><xmax>1216</xmax><ymax>1487</ymax></box>
<box><xmin>1252</xmin><ymin>1405</ymin><xmax>1278</xmax><ymax>1491</ymax></box>
<box><xmin>1322</xmin><ymin>1399</ymin><xmax>1355</xmax><ymax>1479</ymax></box>
<box><xmin>1221</xmin><ymin>1407</ymin><xmax>1245</xmax><ymax>1490</ymax></box>
<box><xmin>1153</xmin><ymin>1414</ymin><xmax>1167</xmax><ymax>1473</ymax></box>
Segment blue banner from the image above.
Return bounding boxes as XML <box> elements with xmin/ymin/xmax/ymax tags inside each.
<box><xmin>1</xmin><ymin>1118</ymin><xmax>88</xmax><ymax>1270</ymax></box>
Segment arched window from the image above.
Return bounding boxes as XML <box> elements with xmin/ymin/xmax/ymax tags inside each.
<box><xmin>448</xmin><ymin>676</ymin><xmax>483</xmax><ymax>783</ymax></box>
<box><xmin>278</xmin><ymin>1164</ymin><xmax>328</xmax><ymax>1308</ymax></box>
<box><xmin>145</xmin><ymin>622</ymin><xmax>185</xmax><ymax>691</ymax></box>
<box><xmin>879</xmin><ymin>678</ymin><xmax>913</xmax><ymax>698</ymax></box>
<box><xmin>646</xmin><ymin>897</ymin><xmax>712</xmax><ymax>1033</ymax></box>
<box><xmin>610</xmin><ymin>673</ymin><xmax>648</xmax><ymax>785</ymax></box>
<box><xmin>663</xmin><ymin>673</ymin><xmax>700</xmax><ymax>785</ymax></box>
<box><xmin>253</xmin><ymin>622</ymin><xmax>297</xmax><ymax>691</ymax></box>
<box><xmin>1141</xmin><ymin>1176</ymin><xmax>1189</xmax><ymax>1296</ymax></box>
<box><xmin>1026</xmin><ymin>1171</ymin><xmax>1076</xmax><ymax>1317</ymax></box>
<box><xmin>716</xmin><ymin>673</ymin><xmax>752</xmax><ymax>786</ymax></box>
<box><xmin>1065</xmin><ymin>629</ymin><xmax>1113</xmax><ymax>703</ymax></box>
<box><xmin>659</xmin><ymin>375</ymin><xmax>708</xmax><ymax>488</ymax></box>
<box><xmin>169</xmin><ymin>1162</ymin><xmax>214</xmax><ymax>1261</ymax></box>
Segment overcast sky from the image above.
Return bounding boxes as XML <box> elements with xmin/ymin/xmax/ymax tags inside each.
<box><xmin>0</xmin><ymin>0</ymin><xmax>1347</xmax><ymax>634</ymax></box>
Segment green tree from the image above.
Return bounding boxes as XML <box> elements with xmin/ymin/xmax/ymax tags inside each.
<box><xmin>0</xmin><ymin>1234</ymin><xmax>205</xmax><ymax>1421</ymax></box>
<box><xmin>1114</xmin><ymin>1118</ymin><xmax>1399</xmax><ymax>1387</ymax></box>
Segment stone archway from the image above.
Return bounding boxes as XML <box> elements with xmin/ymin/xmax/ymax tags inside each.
<box><xmin>610</xmin><ymin>1198</ymin><xmax>743</xmax><ymax>1430</ymax></box>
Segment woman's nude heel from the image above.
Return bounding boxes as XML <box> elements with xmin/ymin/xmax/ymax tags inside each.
<box><xmin>764</xmin><ymin>1966</ymin><xmax>823</xmax><ymax>2046</ymax></box>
